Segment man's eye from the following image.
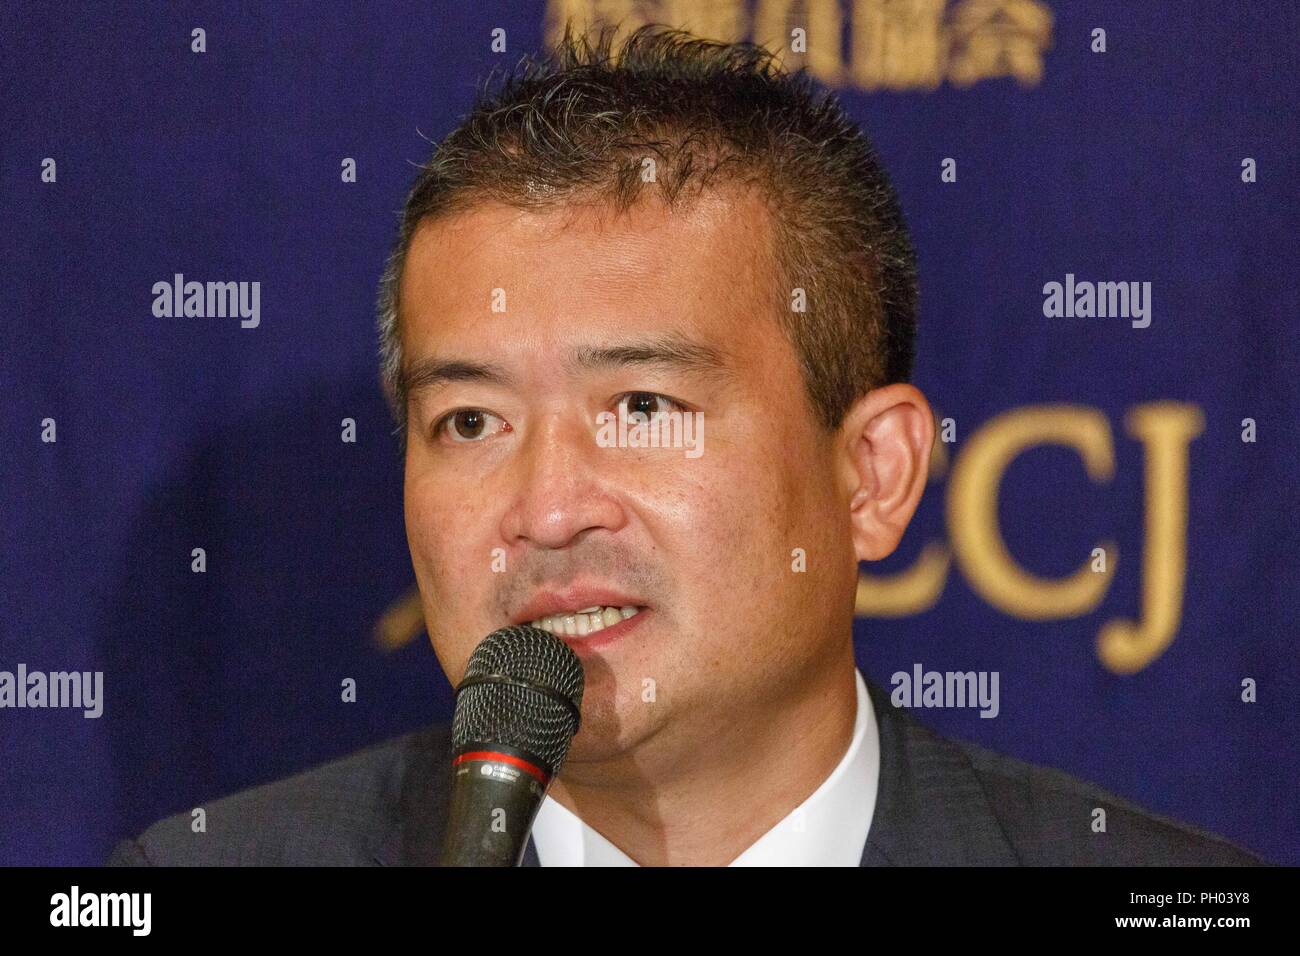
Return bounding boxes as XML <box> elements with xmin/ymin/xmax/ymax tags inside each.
<box><xmin>617</xmin><ymin>391</ymin><xmax>683</xmax><ymax>420</ymax></box>
<box><xmin>437</xmin><ymin>409</ymin><xmax>506</xmax><ymax>443</ymax></box>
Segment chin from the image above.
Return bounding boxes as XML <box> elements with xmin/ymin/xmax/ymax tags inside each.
<box><xmin>560</xmin><ymin>699</ymin><xmax>655</xmax><ymax>766</ymax></box>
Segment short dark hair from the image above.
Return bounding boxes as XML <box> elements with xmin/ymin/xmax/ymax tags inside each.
<box><xmin>377</xmin><ymin>22</ymin><xmax>917</xmax><ymax>436</ymax></box>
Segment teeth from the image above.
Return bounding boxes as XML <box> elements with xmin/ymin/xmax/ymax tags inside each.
<box><xmin>528</xmin><ymin>605</ymin><xmax>642</xmax><ymax>637</ymax></box>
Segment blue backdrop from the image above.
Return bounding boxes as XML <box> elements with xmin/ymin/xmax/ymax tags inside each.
<box><xmin>2</xmin><ymin>0</ymin><xmax>1296</xmax><ymax>866</ymax></box>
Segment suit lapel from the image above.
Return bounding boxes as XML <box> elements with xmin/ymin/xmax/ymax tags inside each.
<box><xmin>521</xmin><ymin>836</ymin><xmax>541</xmax><ymax>867</ymax></box>
<box><xmin>372</xmin><ymin>721</ymin><xmax>545</xmax><ymax>867</ymax></box>
<box><xmin>378</xmin><ymin>678</ymin><xmax>1021</xmax><ymax>866</ymax></box>
<box><xmin>372</xmin><ymin>723</ymin><xmax>450</xmax><ymax>867</ymax></box>
<box><xmin>858</xmin><ymin>678</ymin><xmax>1020</xmax><ymax>865</ymax></box>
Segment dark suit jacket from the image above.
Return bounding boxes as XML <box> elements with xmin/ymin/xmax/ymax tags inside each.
<box><xmin>107</xmin><ymin>679</ymin><xmax>1268</xmax><ymax>866</ymax></box>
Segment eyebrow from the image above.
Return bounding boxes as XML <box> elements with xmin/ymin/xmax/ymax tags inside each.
<box><xmin>402</xmin><ymin>358</ymin><xmax>514</xmax><ymax>398</ymax></box>
<box><xmin>571</xmin><ymin>333</ymin><xmax>728</xmax><ymax>376</ymax></box>
<box><xmin>401</xmin><ymin>333</ymin><xmax>731</xmax><ymax>398</ymax></box>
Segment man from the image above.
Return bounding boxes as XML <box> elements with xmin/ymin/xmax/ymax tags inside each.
<box><xmin>109</xmin><ymin>25</ymin><xmax>1264</xmax><ymax>867</ymax></box>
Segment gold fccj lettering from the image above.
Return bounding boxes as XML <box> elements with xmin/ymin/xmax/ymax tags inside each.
<box><xmin>545</xmin><ymin>0</ymin><xmax>1054</xmax><ymax>91</ymax></box>
<box><xmin>856</xmin><ymin>402</ymin><xmax>1205</xmax><ymax>675</ymax></box>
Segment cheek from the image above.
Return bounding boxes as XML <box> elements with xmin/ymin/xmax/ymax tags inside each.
<box><xmin>404</xmin><ymin>469</ymin><xmax>496</xmax><ymax>682</ymax></box>
<box><xmin>403</xmin><ymin>471</ymin><xmax>441</xmax><ymax>570</ymax></box>
<box><xmin>647</xmin><ymin>441</ymin><xmax>793</xmax><ymax>598</ymax></box>
<box><xmin>703</xmin><ymin>422</ymin><xmax>839</xmax><ymax>605</ymax></box>
<box><xmin>404</xmin><ymin>466</ymin><xmax>485</xmax><ymax>600</ymax></box>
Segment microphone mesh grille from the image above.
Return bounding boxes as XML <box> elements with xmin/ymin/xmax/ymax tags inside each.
<box><xmin>451</xmin><ymin>625</ymin><xmax>585</xmax><ymax>773</ymax></box>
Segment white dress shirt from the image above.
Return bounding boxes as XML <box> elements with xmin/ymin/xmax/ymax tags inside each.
<box><xmin>530</xmin><ymin>667</ymin><xmax>879</xmax><ymax>866</ymax></box>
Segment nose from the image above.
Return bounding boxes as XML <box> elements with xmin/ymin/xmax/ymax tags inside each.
<box><xmin>499</xmin><ymin>409</ymin><xmax>627</xmax><ymax>550</ymax></box>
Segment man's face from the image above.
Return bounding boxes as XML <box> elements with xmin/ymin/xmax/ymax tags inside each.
<box><xmin>398</xmin><ymin>187</ymin><xmax>859</xmax><ymax>766</ymax></box>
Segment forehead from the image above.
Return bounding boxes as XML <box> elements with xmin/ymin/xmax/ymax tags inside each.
<box><xmin>397</xmin><ymin>187</ymin><xmax>783</xmax><ymax>355</ymax></box>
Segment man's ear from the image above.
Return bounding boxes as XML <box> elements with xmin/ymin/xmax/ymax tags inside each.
<box><xmin>838</xmin><ymin>384</ymin><xmax>935</xmax><ymax>563</ymax></box>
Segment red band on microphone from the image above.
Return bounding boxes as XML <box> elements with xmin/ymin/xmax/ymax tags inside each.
<box><xmin>453</xmin><ymin>750</ymin><xmax>550</xmax><ymax>784</ymax></box>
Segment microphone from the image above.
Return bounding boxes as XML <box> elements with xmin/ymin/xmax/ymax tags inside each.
<box><xmin>441</xmin><ymin>624</ymin><xmax>585</xmax><ymax>866</ymax></box>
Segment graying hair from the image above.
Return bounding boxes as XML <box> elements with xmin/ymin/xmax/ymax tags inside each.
<box><xmin>376</xmin><ymin>22</ymin><xmax>916</xmax><ymax>439</ymax></box>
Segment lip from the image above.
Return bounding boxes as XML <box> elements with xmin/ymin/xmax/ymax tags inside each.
<box><xmin>510</xmin><ymin>585</ymin><xmax>649</xmax><ymax>657</ymax></box>
<box><xmin>552</xmin><ymin>607</ymin><xmax>649</xmax><ymax>656</ymax></box>
<box><xmin>511</xmin><ymin>585</ymin><xmax>646</xmax><ymax>627</ymax></box>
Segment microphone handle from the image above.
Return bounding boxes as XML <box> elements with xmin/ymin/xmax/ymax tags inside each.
<box><xmin>440</xmin><ymin>742</ymin><xmax>552</xmax><ymax>866</ymax></box>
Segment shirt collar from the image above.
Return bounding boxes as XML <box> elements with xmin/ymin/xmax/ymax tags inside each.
<box><xmin>530</xmin><ymin>667</ymin><xmax>879</xmax><ymax>866</ymax></box>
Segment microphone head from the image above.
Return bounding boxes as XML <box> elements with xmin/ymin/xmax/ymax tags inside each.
<box><xmin>451</xmin><ymin>625</ymin><xmax>585</xmax><ymax>776</ymax></box>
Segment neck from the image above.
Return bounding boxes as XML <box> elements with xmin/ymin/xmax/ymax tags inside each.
<box><xmin>544</xmin><ymin>651</ymin><xmax>859</xmax><ymax>866</ymax></box>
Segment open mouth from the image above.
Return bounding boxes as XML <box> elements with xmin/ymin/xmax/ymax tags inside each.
<box><xmin>526</xmin><ymin>605</ymin><xmax>645</xmax><ymax>638</ymax></box>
